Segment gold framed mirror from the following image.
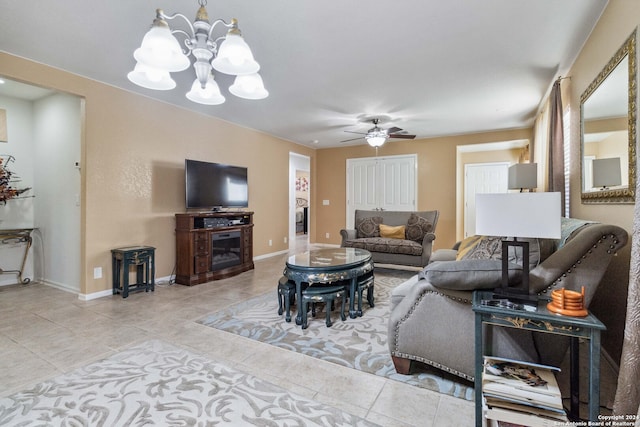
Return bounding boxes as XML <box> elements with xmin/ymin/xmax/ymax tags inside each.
<box><xmin>581</xmin><ymin>29</ymin><xmax>636</xmax><ymax>204</ymax></box>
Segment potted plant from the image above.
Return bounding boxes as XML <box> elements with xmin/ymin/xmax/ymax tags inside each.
<box><xmin>0</xmin><ymin>155</ymin><xmax>31</xmax><ymax>204</ymax></box>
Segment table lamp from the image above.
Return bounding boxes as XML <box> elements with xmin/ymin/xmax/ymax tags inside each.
<box><xmin>475</xmin><ymin>192</ymin><xmax>562</xmax><ymax>299</ymax></box>
<box><xmin>592</xmin><ymin>157</ymin><xmax>622</xmax><ymax>190</ymax></box>
<box><xmin>508</xmin><ymin>163</ymin><xmax>537</xmax><ymax>192</ymax></box>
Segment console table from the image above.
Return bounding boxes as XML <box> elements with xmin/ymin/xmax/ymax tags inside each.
<box><xmin>472</xmin><ymin>290</ymin><xmax>606</xmax><ymax>426</ymax></box>
<box><xmin>0</xmin><ymin>228</ymin><xmax>35</xmax><ymax>284</ymax></box>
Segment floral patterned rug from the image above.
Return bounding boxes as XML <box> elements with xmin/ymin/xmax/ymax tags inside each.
<box><xmin>198</xmin><ymin>268</ymin><xmax>474</xmax><ymax>400</ymax></box>
<box><xmin>0</xmin><ymin>340</ymin><xmax>378</xmax><ymax>426</ymax></box>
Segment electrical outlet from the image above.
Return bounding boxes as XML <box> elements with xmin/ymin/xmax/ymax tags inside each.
<box><xmin>325</xmin><ymin>232</ymin><xmax>330</xmax><ymax>239</ymax></box>
<box><xmin>284</xmin><ymin>237</ymin><xmax>287</xmax><ymax>244</ymax></box>
<box><xmin>268</xmin><ymin>239</ymin><xmax>273</xmax><ymax>246</ymax></box>
<box><xmin>93</xmin><ymin>267</ymin><xmax>102</xmax><ymax>279</ymax></box>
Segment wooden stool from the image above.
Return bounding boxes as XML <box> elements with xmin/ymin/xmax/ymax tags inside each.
<box><xmin>356</xmin><ymin>275</ymin><xmax>375</xmax><ymax>317</ymax></box>
<box><xmin>111</xmin><ymin>246</ymin><xmax>155</xmax><ymax>298</ymax></box>
<box><xmin>301</xmin><ymin>284</ymin><xmax>346</xmax><ymax>329</ymax></box>
<box><xmin>277</xmin><ymin>276</ymin><xmax>297</xmax><ymax>322</ymax></box>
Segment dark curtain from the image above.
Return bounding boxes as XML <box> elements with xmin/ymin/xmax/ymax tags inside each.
<box><xmin>547</xmin><ymin>79</ymin><xmax>565</xmax><ymax>214</ymax></box>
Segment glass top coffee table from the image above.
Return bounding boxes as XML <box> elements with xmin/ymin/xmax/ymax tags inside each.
<box><xmin>284</xmin><ymin>248</ymin><xmax>374</xmax><ymax>325</ymax></box>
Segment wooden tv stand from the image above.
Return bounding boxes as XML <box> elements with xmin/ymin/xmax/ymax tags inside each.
<box><xmin>175</xmin><ymin>211</ymin><xmax>254</xmax><ymax>285</ymax></box>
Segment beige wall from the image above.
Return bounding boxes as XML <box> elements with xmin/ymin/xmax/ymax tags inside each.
<box><xmin>315</xmin><ymin>128</ymin><xmax>533</xmax><ymax>250</ymax></box>
<box><xmin>0</xmin><ymin>52</ymin><xmax>315</xmax><ymax>296</ymax></box>
<box><xmin>565</xmin><ymin>1</ymin><xmax>640</xmax><ymax>363</ymax></box>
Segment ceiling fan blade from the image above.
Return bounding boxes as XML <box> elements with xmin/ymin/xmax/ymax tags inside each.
<box><xmin>388</xmin><ymin>134</ymin><xmax>416</xmax><ymax>139</ymax></box>
<box><xmin>340</xmin><ymin>136</ymin><xmax>365</xmax><ymax>143</ymax></box>
<box><xmin>343</xmin><ymin>130</ymin><xmax>367</xmax><ymax>135</ymax></box>
<box><xmin>386</xmin><ymin>126</ymin><xmax>403</xmax><ymax>134</ymax></box>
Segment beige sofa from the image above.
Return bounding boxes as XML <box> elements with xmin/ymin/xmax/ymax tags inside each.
<box><xmin>387</xmin><ymin>219</ymin><xmax>628</xmax><ymax>381</ymax></box>
<box><xmin>340</xmin><ymin>210</ymin><xmax>439</xmax><ymax>267</ymax></box>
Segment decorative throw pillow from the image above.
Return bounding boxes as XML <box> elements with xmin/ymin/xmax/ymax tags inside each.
<box><xmin>456</xmin><ymin>235</ymin><xmax>483</xmax><ymax>260</ymax></box>
<box><xmin>505</xmin><ymin>238</ymin><xmax>555</xmax><ymax>270</ymax></box>
<box><xmin>379</xmin><ymin>224</ymin><xmax>406</xmax><ymax>239</ymax></box>
<box><xmin>457</xmin><ymin>236</ymin><xmax>502</xmax><ymax>261</ymax></box>
<box><xmin>456</xmin><ymin>235</ymin><xmax>554</xmax><ymax>270</ymax></box>
<box><xmin>419</xmin><ymin>260</ymin><xmax>522</xmax><ymax>290</ymax></box>
<box><xmin>356</xmin><ymin>216</ymin><xmax>383</xmax><ymax>238</ymax></box>
<box><xmin>405</xmin><ymin>213</ymin><xmax>433</xmax><ymax>242</ymax></box>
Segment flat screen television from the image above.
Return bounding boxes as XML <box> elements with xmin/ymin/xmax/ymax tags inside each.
<box><xmin>185</xmin><ymin>159</ymin><xmax>248</xmax><ymax>210</ymax></box>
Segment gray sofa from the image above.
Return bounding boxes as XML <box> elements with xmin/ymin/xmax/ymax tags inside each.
<box><xmin>387</xmin><ymin>219</ymin><xmax>628</xmax><ymax>381</ymax></box>
<box><xmin>340</xmin><ymin>210</ymin><xmax>439</xmax><ymax>267</ymax></box>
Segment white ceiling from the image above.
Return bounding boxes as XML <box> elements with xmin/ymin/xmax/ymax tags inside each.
<box><xmin>0</xmin><ymin>1</ymin><xmax>607</xmax><ymax>148</ymax></box>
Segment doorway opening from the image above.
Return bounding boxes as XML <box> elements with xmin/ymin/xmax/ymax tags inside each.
<box><xmin>289</xmin><ymin>152</ymin><xmax>310</xmax><ymax>253</ymax></box>
<box><xmin>0</xmin><ymin>77</ymin><xmax>83</xmax><ymax>292</ymax></box>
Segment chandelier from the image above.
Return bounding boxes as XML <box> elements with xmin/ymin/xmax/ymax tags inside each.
<box><xmin>127</xmin><ymin>0</ymin><xmax>268</xmax><ymax>105</ymax></box>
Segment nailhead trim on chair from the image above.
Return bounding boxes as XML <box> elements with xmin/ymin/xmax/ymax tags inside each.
<box><xmin>539</xmin><ymin>233</ymin><xmax>619</xmax><ymax>295</ymax></box>
<box><xmin>391</xmin><ymin>288</ymin><xmax>474</xmax><ymax>380</ymax></box>
<box><xmin>393</xmin><ymin>350</ymin><xmax>475</xmax><ymax>382</ymax></box>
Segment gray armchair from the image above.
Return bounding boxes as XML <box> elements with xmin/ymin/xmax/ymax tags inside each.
<box><xmin>387</xmin><ymin>221</ymin><xmax>628</xmax><ymax>380</ymax></box>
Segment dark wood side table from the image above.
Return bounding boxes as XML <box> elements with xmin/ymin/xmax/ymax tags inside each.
<box><xmin>111</xmin><ymin>246</ymin><xmax>155</xmax><ymax>298</ymax></box>
<box><xmin>472</xmin><ymin>290</ymin><xmax>605</xmax><ymax>426</ymax></box>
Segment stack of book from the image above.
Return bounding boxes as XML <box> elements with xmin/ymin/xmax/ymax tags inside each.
<box><xmin>482</xmin><ymin>356</ymin><xmax>568</xmax><ymax>427</ymax></box>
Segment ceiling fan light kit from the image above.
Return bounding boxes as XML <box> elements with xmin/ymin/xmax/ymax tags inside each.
<box><xmin>127</xmin><ymin>0</ymin><xmax>268</xmax><ymax>105</ymax></box>
<box><xmin>342</xmin><ymin>118</ymin><xmax>417</xmax><ymax>147</ymax></box>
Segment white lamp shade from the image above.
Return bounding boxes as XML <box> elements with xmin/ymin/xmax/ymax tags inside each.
<box><xmin>229</xmin><ymin>73</ymin><xmax>269</xmax><ymax>99</ymax></box>
<box><xmin>592</xmin><ymin>157</ymin><xmax>622</xmax><ymax>188</ymax></box>
<box><xmin>127</xmin><ymin>63</ymin><xmax>176</xmax><ymax>90</ymax></box>
<box><xmin>475</xmin><ymin>192</ymin><xmax>561</xmax><ymax>239</ymax></box>
<box><xmin>212</xmin><ymin>33</ymin><xmax>260</xmax><ymax>75</ymax></box>
<box><xmin>366</xmin><ymin>136</ymin><xmax>386</xmax><ymax>147</ymax></box>
<box><xmin>134</xmin><ymin>25</ymin><xmax>190</xmax><ymax>72</ymax></box>
<box><xmin>508</xmin><ymin>163</ymin><xmax>537</xmax><ymax>190</ymax></box>
<box><xmin>186</xmin><ymin>75</ymin><xmax>225</xmax><ymax>105</ymax></box>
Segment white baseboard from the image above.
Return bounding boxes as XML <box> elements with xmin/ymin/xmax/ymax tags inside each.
<box><xmin>79</xmin><ymin>275</ymin><xmax>175</xmax><ymax>300</ymax></box>
<box><xmin>254</xmin><ymin>249</ymin><xmax>289</xmax><ymax>261</ymax></box>
<box><xmin>39</xmin><ymin>279</ymin><xmax>79</xmax><ymax>295</ymax></box>
<box><xmin>78</xmin><ymin>288</ymin><xmax>113</xmax><ymax>301</ymax></box>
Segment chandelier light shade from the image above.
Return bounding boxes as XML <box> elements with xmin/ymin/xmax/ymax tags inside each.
<box><xmin>229</xmin><ymin>73</ymin><xmax>269</xmax><ymax>99</ymax></box>
<box><xmin>186</xmin><ymin>74</ymin><xmax>225</xmax><ymax>105</ymax></box>
<box><xmin>128</xmin><ymin>0</ymin><xmax>268</xmax><ymax>105</ymax></box>
<box><xmin>211</xmin><ymin>30</ymin><xmax>260</xmax><ymax>75</ymax></box>
<box><xmin>127</xmin><ymin>63</ymin><xmax>176</xmax><ymax>90</ymax></box>
<box><xmin>133</xmin><ymin>23</ymin><xmax>190</xmax><ymax>72</ymax></box>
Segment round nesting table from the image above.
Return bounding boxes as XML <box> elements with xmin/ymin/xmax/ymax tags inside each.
<box><xmin>284</xmin><ymin>247</ymin><xmax>374</xmax><ymax>325</ymax></box>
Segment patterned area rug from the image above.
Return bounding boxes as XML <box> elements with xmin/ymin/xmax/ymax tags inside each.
<box><xmin>0</xmin><ymin>340</ymin><xmax>378</xmax><ymax>426</ymax></box>
<box><xmin>198</xmin><ymin>268</ymin><xmax>473</xmax><ymax>400</ymax></box>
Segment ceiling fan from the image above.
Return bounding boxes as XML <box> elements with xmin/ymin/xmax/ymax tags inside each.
<box><xmin>341</xmin><ymin>118</ymin><xmax>416</xmax><ymax>147</ymax></box>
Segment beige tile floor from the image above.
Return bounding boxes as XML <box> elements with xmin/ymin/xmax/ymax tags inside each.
<box><xmin>0</xmin><ymin>238</ymin><xmax>473</xmax><ymax>426</ymax></box>
<box><xmin>0</xmin><ymin>236</ymin><xmax>617</xmax><ymax>426</ymax></box>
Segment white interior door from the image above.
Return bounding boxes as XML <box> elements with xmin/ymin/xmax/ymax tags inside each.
<box><xmin>346</xmin><ymin>154</ymin><xmax>417</xmax><ymax>228</ymax></box>
<box><xmin>464</xmin><ymin>162</ymin><xmax>509</xmax><ymax>237</ymax></box>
